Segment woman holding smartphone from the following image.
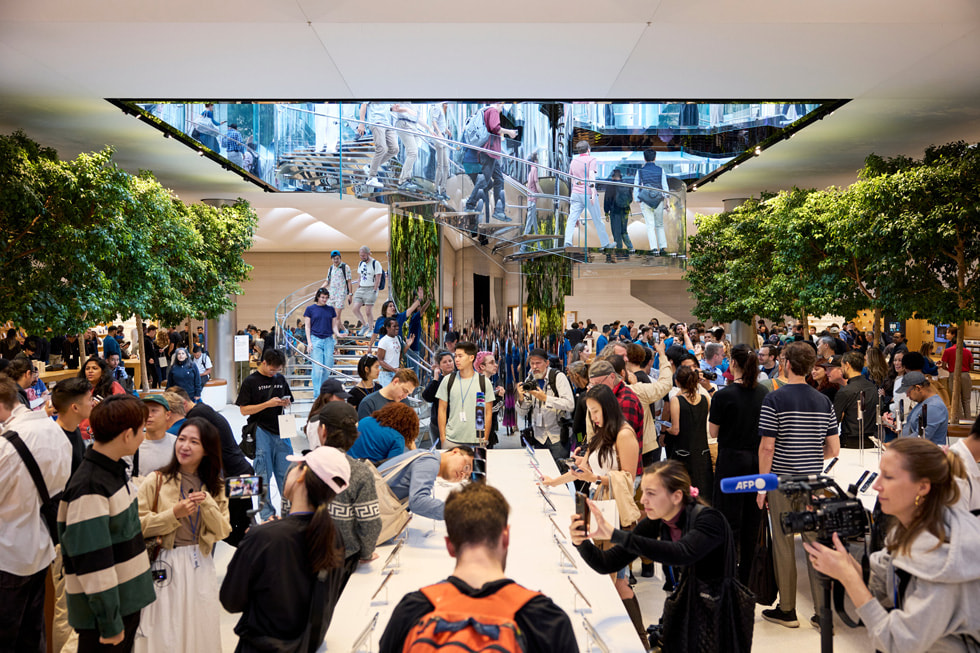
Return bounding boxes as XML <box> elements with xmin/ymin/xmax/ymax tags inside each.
<box><xmin>541</xmin><ymin>384</ymin><xmax>646</xmax><ymax>648</ymax></box>
<box><xmin>571</xmin><ymin>460</ymin><xmax>730</xmax><ymax>651</ymax></box>
<box><xmin>221</xmin><ymin>446</ymin><xmax>350</xmax><ymax>652</ymax></box>
<box><xmin>136</xmin><ymin>418</ymin><xmax>231</xmax><ymax>653</ymax></box>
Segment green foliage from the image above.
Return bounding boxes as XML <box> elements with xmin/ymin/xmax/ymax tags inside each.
<box><xmin>0</xmin><ymin>131</ymin><xmax>257</xmax><ymax>335</ymax></box>
<box><xmin>389</xmin><ymin>211</ymin><xmax>438</xmax><ymax>325</ymax></box>
<box><xmin>0</xmin><ymin>131</ymin><xmax>132</xmax><ymax>332</ymax></box>
<box><xmin>523</xmin><ymin>255</ymin><xmax>572</xmax><ymax>336</ymax></box>
<box><xmin>687</xmin><ymin>141</ymin><xmax>980</xmax><ymax>353</ymax></box>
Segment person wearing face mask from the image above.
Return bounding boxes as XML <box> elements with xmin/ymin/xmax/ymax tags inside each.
<box><xmin>165</xmin><ymin>347</ymin><xmax>202</xmax><ymax>403</ymax></box>
<box><xmin>805</xmin><ymin>438</ymin><xmax>980</xmax><ymax>651</ymax></box>
<box><xmin>135</xmin><ymin>418</ymin><xmax>231</xmax><ymax>653</ymax></box>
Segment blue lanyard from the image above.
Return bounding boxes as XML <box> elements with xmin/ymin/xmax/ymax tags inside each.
<box><xmin>180</xmin><ymin>482</ymin><xmax>201</xmax><ymax>538</ymax></box>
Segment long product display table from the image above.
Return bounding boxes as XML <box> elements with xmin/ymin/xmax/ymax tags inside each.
<box><xmin>322</xmin><ymin>448</ymin><xmax>645</xmax><ymax>652</ymax></box>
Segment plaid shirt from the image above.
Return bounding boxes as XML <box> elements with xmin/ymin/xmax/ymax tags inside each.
<box><xmin>613</xmin><ymin>381</ymin><xmax>645</xmax><ymax>475</ymax></box>
<box><xmin>222</xmin><ymin>128</ymin><xmax>245</xmax><ymax>153</ymax></box>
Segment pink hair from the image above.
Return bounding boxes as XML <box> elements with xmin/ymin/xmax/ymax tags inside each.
<box><xmin>474</xmin><ymin>350</ymin><xmax>494</xmax><ymax>374</ymax></box>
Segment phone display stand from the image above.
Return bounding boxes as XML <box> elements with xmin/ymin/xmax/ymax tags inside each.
<box><xmin>548</xmin><ymin>514</ymin><xmax>566</xmax><ymax>541</ymax></box>
<box><xmin>573</xmin><ymin>590</ymin><xmax>592</xmax><ymax>614</ymax></box>
<box><xmin>582</xmin><ymin>616</ymin><xmax>610</xmax><ymax>653</ymax></box>
<box><xmin>422</xmin><ymin>518</ymin><xmax>438</xmax><ymax>539</ymax></box>
<box><xmin>370</xmin><ymin>583</ymin><xmax>389</xmax><ymax>606</ymax></box>
<box><xmin>555</xmin><ymin>534</ymin><xmax>577</xmax><ymax>574</ymax></box>
<box><xmin>349</xmin><ymin>612</ymin><xmax>379</xmax><ymax>653</ymax></box>
<box><xmin>381</xmin><ymin>547</ymin><xmax>401</xmax><ymax>573</ymax></box>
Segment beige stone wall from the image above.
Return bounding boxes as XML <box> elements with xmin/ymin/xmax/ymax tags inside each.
<box><xmin>237</xmin><ymin>250</ymin><xmax>390</xmax><ymax>332</ymax></box>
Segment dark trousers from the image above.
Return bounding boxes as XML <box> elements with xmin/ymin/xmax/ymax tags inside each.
<box><xmin>712</xmin><ymin>448</ymin><xmax>763</xmax><ymax>584</ymax></box>
<box><xmin>0</xmin><ymin>567</ymin><xmax>47</xmax><ymax>653</ymax></box>
<box><xmin>77</xmin><ymin>611</ymin><xmax>140</xmax><ymax>653</ymax></box>
<box><xmin>224</xmin><ymin>496</ymin><xmax>256</xmax><ymax>547</ymax></box>
<box><xmin>466</xmin><ymin>153</ymin><xmax>503</xmax><ymax>222</ymax></box>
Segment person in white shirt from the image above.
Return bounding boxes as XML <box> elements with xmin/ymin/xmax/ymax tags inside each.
<box><xmin>128</xmin><ymin>395</ymin><xmax>176</xmax><ymax>482</ymax></box>
<box><xmin>951</xmin><ymin>414</ymin><xmax>980</xmax><ymax>512</ymax></box>
<box><xmin>192</xmin><ymin>345</ymin><xmax>213</xmax><ymax>384</ymax></box>
<box><xmin>0</xmin><ymin>377</ymin><xmax>72</xmax><ymax>650</ymax></box>
<box><xmin>376</xmin><ymin>318</ymin><xmax>414</xmax><ymax>387</ymax></box>
<box><xmin>351</xmin><ymin>246</ymin><xmax>384</xmax><ymax>336</ymax></box>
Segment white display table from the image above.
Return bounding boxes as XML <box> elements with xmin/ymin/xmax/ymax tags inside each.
<box><xmin>323</xmin><ymin>449</ymin><xmax>645</xmax><ymax>652</ymax></box>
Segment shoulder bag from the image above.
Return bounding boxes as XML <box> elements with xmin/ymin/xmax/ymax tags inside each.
<box><xmin>661</xmin><ymin>505</ymin><xmax>756</xmax><ymax>653</ymax></box>
<box><xmin>2</xmin><ymin>430</ymin><xmax>62</xmax><ymax>545</ymax></box>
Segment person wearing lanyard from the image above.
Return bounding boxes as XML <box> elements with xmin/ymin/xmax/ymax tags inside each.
<box><xmin>136</xmin><ymin>418</ymin><xmax>231</xmax><ymax>653</ymax></box>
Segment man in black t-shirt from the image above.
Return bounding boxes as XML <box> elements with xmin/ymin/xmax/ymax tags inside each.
<box><xmin>236</xmin><ymin>348</ymin><xmax>294</xmax><ymax>520</ymax></box>
<box><xmin>52</xmin><ymin>378</ymin><xmax>92</xmax><ymax>478</ymax></box>
<box><xmin>379</xmin><ymin>483</ymin><xmax>577</xmax><ymax>653</ymax></box>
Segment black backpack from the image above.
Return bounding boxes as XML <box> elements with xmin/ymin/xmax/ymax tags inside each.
<box><xmin>444</xmin><ymin>371</ymin><xmax>487</xmax><ymax>421</ymax></box>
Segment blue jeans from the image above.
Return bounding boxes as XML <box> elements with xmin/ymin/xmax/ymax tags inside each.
<box><xmin>309</xmin><ymin>334</ymin><xmax>335</xmax><ymax>398</ymax></box>
<box><xmin>254</xmin><ymin>425</ymin><xmax>294</xmax><ymax>520</ymax></box>
<box><xmin>378</xmin><ymin>369</ymin><xmax>394</xmax><ymax>388</ymax></box>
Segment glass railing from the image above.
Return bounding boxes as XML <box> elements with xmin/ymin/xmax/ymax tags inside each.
<box><xmin>131</xmin><ymin>100</ymin><xmax>690</xmax><ymax>258</ymax></box>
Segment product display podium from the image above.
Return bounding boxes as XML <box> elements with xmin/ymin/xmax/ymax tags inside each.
<box><xmin>324</xmin><ymin>449</ymin><xmax>644</xmax><ymax>652</ymax></box>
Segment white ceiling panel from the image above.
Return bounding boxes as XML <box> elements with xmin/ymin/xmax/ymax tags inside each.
<box><xmin>608</xmin><ymin>22</ymin><xmax>976</xmax><ymax>99</ymax></box>
<box><xmin>315</xmin><ymin>23</ymin><xmax>647</xmax><ymax>98</ymax></box>
<box><xmin>0</xmin><ymin>22</ymin><xmax>353</xmax><ymax>98</ymax></box>
<box><xmin>299</xmin><ymin>0</ymin><xmax>661</xmax><ymax>23</ymax></box>
<box><xmin>0</xmin><ymin>0</ymin><xmax>308</xmax><ymax>23</ymax></box>
<box><xmin>648</xmin><ymin>0</ymin><xmax>979</xmax><ymax>25</ymax></box>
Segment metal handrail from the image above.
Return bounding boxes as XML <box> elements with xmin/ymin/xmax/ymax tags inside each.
<box><xmin>281</xmin><ymin>106</ymin><xmax>679</xmax><ymax>201</ymax></box>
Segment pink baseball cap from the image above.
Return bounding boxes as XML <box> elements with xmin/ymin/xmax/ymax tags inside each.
<box><xmin>286</xmin><ymin>447</ymin><xmax>350</xmax><ymax>494</ymax></box>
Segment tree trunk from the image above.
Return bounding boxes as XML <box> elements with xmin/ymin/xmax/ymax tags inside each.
<box><xmin>135</xmin><ymin>314</ymin><xmax>149</xmax><ymax>393</ymax></box>
<box><xmin>873</xmin><ymin>307</ymin><xmax>882</xmax><ymax>351</ymax></box>
<box><xmin>800</xmin><ymin>309</ymin><xmax>809</xmax><ymax>336</ymax></box>
<box><xmin>950</xmin><ymin>323</ymin><xmax>964</xmax><ymax>424</ymax></box>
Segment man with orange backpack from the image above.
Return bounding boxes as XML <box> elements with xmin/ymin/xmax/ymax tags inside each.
<box><xmin>378</xmin><ymin>483</ymin><xmax>577</xmax><ymax>653</ymax></box>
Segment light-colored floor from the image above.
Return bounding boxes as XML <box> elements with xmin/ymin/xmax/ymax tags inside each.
<box><xmin>211</xmin><ymin>403</ymin><xmax>871</xmax><ymax>652</ymax></box>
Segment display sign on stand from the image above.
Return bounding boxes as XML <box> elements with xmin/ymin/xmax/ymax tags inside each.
<box><xmin>234</xmin><ymin>335</ymin><xmax>250</xmax><ymax>362</ymax></box>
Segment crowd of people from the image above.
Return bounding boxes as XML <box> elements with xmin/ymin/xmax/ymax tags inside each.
<box><xmin>3</xmin><ymin>304</ymin><xmax>980</xmax><ymax>653</ymax></box>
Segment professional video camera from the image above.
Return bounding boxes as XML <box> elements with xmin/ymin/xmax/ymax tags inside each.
<box><xmin>777</xmin><ymin>474</ymin><xmax>867</xmax><ymax>544</ymax></box>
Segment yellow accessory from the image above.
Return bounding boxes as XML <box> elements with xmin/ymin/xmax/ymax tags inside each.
<box><xmin>914</xmin><ymin>495</ymin><xmax>921</xmax><ymax>507</ymax></box>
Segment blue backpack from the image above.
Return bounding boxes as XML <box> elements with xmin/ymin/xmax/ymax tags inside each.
<box><xmin>462</xmin><ymin>108</ymin><xmax>490</xmax><ymax>148</ymax></box>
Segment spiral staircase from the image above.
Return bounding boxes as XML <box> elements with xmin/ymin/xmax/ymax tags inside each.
<box><xmin>271</xmin><ymin>116</ymin><xmax>689</xmax><ymax>421</ymax></box>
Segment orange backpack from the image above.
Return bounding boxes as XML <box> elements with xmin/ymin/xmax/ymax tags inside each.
<box><xmin>403</xmin><ymin>581</ymin><xmax>541</xmax><ymax>653</ymax></box>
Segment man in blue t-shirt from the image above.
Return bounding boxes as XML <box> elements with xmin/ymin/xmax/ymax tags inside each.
<box><xmin>896</xmin><ymin>371</ymin><xmax>948</xmax><ymax>445</ymax></box>
<box><xmin>304</xmin><ymin>288</ymin><xmax>338</xmax><ymax>398</ymax></box>
<box><xmin>102</xmin><ymin>326</ymin><xmax>121</xmax><ymax>360</ymax></box>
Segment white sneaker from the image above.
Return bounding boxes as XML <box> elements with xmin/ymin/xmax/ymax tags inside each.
<box><xmin>366</xmin><ymin>177</ymin><xmax>383</xmax><ymax>188</ymax></box>
<box><xmin>362</xmin><ymin>165</ymin><xmax>370</xmax><ymax>177</ymax></box>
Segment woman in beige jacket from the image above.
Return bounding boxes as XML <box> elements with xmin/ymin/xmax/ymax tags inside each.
<box><xmin>135</xmin><ymin>417</ymin><xmax>231</xmax><ymax>653</ymax></box>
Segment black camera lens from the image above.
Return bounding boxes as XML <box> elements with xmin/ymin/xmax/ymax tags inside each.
<box><xmin>521</xmin><ymin>380</ymin><xmax>537</xmax><ymax>392</ymax></box>
<box><xmin>700</xmin><ymin>370</ymin><xmax>718</xmax><ymax>380</ymax></box>
<box><xmin>781</xmin><ymin>510</ymin><xmax>818</xmax><ymax>535</ymax></box>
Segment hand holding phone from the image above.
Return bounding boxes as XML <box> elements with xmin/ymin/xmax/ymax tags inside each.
<box><xmin>575</xmin><ymin>492</ymin><xmax>590</xmax><ymax>534</ymax></box>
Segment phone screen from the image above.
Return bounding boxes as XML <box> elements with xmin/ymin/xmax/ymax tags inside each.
<box><xmin>226</xmin><ymin>475</ymin><xmax>263</xmax><ymax>499</ymax></box>
<box><xmin>574</xmin><ymin>492</ymin><xmax>590</xmax><ymax>533</ymax></box>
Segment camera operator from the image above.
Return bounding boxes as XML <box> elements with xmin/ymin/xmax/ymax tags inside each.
<box><xmin>805</xmin><ymin>438</ymin><xmax>980</xmax><ymax>651</ymax></box>
<box><xmin>516</xmin><ymin>348</ymin><xmax>575</xmax><ymax>470</ymax></box>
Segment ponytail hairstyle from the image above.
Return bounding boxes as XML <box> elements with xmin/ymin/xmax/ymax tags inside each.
<box><xmin>302</xmin><ymin>467</ymin><xmax>343</xmax><ymax>572</ymax></box>
<box><xmin>730</xmin><ymin>344</ymin><xmax>759</xmax><ymax>390</ymax></box>
<box><xmin>675</xmin><ymin>365</ymin><xmax>700</xmax><ymax>397</ymax></box>
<box><xmin>644</xmin><ymin>460</ymin><xmax>706</xmax><ymax>506</ymax></box>
<box><xmin>885</xmin><ymin>438</ymin><xmax>967</xmax><ymax>557</ymax></box>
